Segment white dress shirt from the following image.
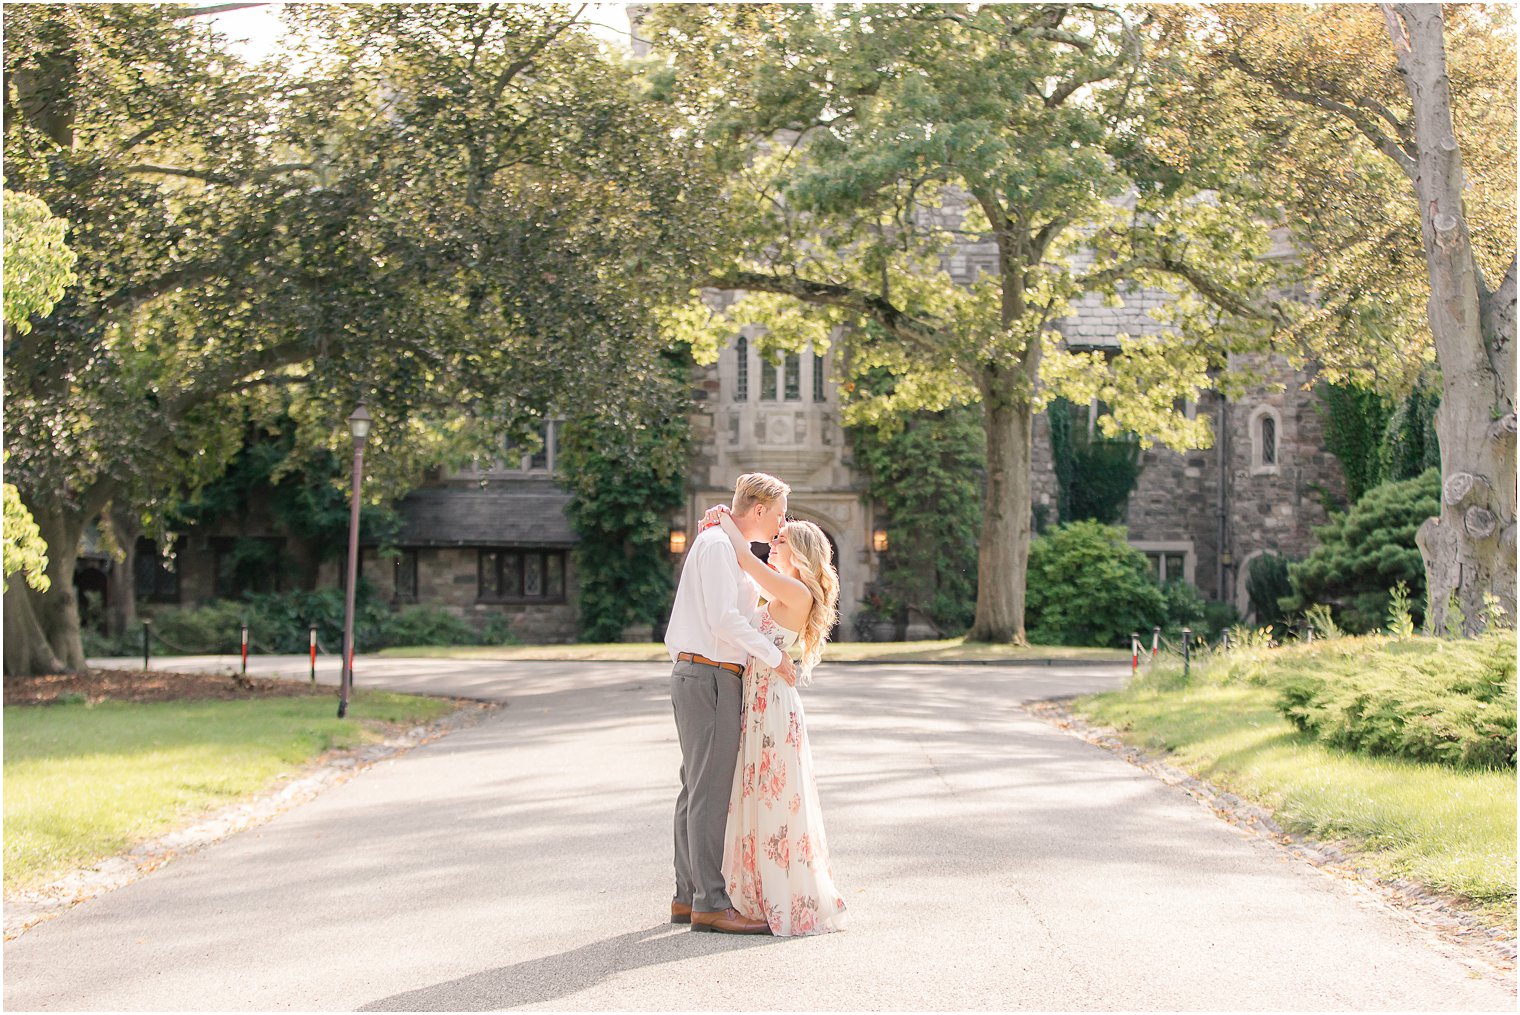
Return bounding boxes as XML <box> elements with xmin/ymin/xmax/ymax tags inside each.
<box><xmin>664</xmin><ymin>526</ymin><xmax>784</xmax><ymax>670</ymax></box>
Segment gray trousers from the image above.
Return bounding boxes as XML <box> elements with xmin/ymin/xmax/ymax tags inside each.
<box><xmin>670</xmin><ymin>659</ymin><xmax>743</xmax><ymax>913</ymax></box>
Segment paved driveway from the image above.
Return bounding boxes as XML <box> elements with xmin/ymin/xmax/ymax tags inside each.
<box><xmin>5</xmin><ymin>658</ymin><xmax>1512</xmax><ymax>1011</ymax></box>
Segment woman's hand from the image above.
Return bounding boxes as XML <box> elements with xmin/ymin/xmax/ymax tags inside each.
<box><xmin>698</xmin><ymin>504</ymin><xmax>730</xmax><ymax>532</ymax></box>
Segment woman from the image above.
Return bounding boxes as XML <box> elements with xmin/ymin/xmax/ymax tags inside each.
<box><xmin>703</xmin><ymin>507</ymin><xmax>849</xmax><ymax>936</ymax></box>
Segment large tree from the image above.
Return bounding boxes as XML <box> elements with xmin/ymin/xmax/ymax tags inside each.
<box><xmin>648</xmin><ymin>4</ymin><xmax>1286</xmax><ymax>643</ymax></box>
<box><xmin>2</xmin><ymin>3</ymin><xmax>718</xmax><ymax>674</ymax></box>
<box><xmin>1161</xmin><ymin>3</ymin><xmax>1516</xmax><ymax>632</ymax></box>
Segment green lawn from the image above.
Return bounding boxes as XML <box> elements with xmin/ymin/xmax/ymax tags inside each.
<box><xmin>1075</xmin><ymin>641</ymin><xmax>1517</xmax><ymax>926</ymax></box>
<box><xmin>378</xmin><ymin>637</ymin><xmax>1128</xmax><ymax>663</ymax></box>
<box><xmin>3</xmin><ymin>690</ymin><xmax>457</xmax><ymax>892</ymax></box>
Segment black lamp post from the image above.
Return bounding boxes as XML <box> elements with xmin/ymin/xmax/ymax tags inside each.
<box><xmin>338</xmin><ymin>402</ymin><xmax>372</xmax><ymax>719</ymax></box>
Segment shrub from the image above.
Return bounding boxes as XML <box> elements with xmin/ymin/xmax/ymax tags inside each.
<box><xmin>144</xmin><ymin>599</ymin><xmax>253</xmax><ymax>654</ymax></box>
<box><xmin>1284</xmin><ymin>469</ymin><xmax>1439</xmax><ymax>633</ymax></box>
<box><xmin>1246</xmin><ymin>553</ymin><xmax>1293</xmax><ymax>633</ymax></box>
<box><xmin>136</xmin><ymin>586</ymin><xmax>509</xmax><ymax>655</ymax></box>
<box><xmin>1026</xmin><ymin>521</ymin><xmax>1166</xmax><ymax>646</ymax></box>
<box><xmin>1273</xmin><ymin>631</ymin><xmax>1516</xmax><ymax>769</ymax></box>
<box><xmin>375</xmin><ymin>606</ymin><xmax>478</xmax><ymax>649</ymax></box>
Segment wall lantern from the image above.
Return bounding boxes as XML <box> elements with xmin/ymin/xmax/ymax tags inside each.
<box><xmin>872</xmin><ymin>529</ymin><xmax>889</xmax><ymax>553</ymax></box>
<box><xmin>669</xmin><ymin>529</ymin><xmax>688</xmax><ymax>555</ymax></box>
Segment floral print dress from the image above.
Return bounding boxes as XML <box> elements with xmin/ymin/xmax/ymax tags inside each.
<box><xmin>721</xmin><ymin>608</ymin><xmax>849</xmax><ymax>936</ymax></box>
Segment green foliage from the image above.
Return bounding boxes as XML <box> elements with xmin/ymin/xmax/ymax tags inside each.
<box><xmin>377</xmin><ymin>607</ymin><xmax>480</xmax><ymax>649</ymax></box>
<box><xmin>1047</xmin><ymin>398</ymin><xmax>1142</xmax><ymax>524</ymax></box>
<box><xmin>649</xmin><ymin>4</ymin><xmax>1287</xmax><ymax>641</ymax></box>
<box><xmin>3</xmin><ymin>3</ymin><xmax>721</xmax><ymax>668</ymax></box>
<box><xmin>3</xmin><ymin>467</ymin><xmax>51</xmax><ymax>594</ymax></box>
<box><xmin>1285</xmin><ymin>469</ymin><xmax>1440</xmax><ymax>633</ymax></box>
<box><xmin>1</xmin><ymin>188</ymin><xmax>75</xmax><ymax>334</ymax></box>
<box><xmin>1387</xmin><ymin>581</ymin><xmax>1416</xmax><ymax>639</ymax></box>
<box><xmin>850</xmin><ymin>405</ymin><xmax>985</xmax><ymax>633</ymax></box>
<box><xmin>1158</xmin><ymin>580</ymin><xmax>1240</xmax><ymax>642</ymax></box>
<box><xmin>1303</xmin><ymin>603</ymin><xmax>1344</xmax><ymax>641</ymax></box>
<box><xmin>135</xmin><ymin>587</ymin><xmax>504</xmax><ymax>656</ymax></box>
<box><xmin>1273</xmin><ymin>632</ymin><xmax>1516</xmax><ymax>770</ymax></box>
<box><xmin>171</xmin><ymin>414</ymin><xmax>401</xmax><ymax>586</ymax></box>
<box><xmin>1383</xmin><ymin>386</ymin><xmax>1442</xmax><ymax>483</ymax></box>
<box><xmin>1026</xmin><ymin>521</ymin><xmax>1167</xmax><ymax>647</ymax></box>
<box><xmin>1318</xmin><ymin>383</ymin><xmax>1391</xmax><ymax>503</ymax></box>
<box><xmin>1245</xmin><ymin>552</ymin><xmax>1294</xmax><ymax>634</ymax></box>
<box><xmin>1319</xmin><ymin>382</ymin><xmax>1441</xmax><ymax>505</ymax></box>
<box><xmin>559</xmin><ymin>351</ymin><xmax>692</xmax><ymax>642</ymax></box>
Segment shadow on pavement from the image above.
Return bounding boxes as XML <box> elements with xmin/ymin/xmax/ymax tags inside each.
<box><xmin>357</xmin><ymin>922</ymin><xmax>782</xmax><ymax>1010</ymax></box>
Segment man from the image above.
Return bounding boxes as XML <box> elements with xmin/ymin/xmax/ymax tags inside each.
<box><xmin>664</xmin><ymin>472</ymin><xmax>797</xmax><ymax>934</ymax></box>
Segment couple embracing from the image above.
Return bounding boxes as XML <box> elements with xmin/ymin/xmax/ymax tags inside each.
<box><xmin>664</xmin><ymin>472</ymin><xmax>849</xmax><ymax>937</ymax></box>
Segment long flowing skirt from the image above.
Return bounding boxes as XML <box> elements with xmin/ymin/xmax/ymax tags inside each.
<box><xmin>721</xmin><ymin>662</ymin><xmax>848</xmax><ymax>936</ymax></box>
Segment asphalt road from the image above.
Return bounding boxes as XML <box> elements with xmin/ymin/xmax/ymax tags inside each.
<box><xmin>5</xmin><ymin>656</ymin><xmax>1512</xmax><ymax>1011</ymax></box>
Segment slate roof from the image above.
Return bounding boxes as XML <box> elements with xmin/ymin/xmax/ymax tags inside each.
<box><xmin>384</xmin><ymin>481</ymin><xmax>578</xmax><ymax>548</ymax></box>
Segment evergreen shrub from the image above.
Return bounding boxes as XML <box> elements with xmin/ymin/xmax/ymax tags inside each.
<box><xmin>1026</xmin><ymin>521</ymin><xmax>1166</xmax><ymax>646</ymax></box>
<box><xmin>1272</xmin><ymin>631</ymin><xmax>1516</xmax><ymax>769</ymax></box>
<box><xmin>1284</xmin><ymin>469</ymin><xmax>1439</xmax><ymax>633</ymax></box>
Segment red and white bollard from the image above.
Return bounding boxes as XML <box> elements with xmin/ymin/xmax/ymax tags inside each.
<box><xmin>1151</xmin><ymin>626</ymin><xmax>1160</xmax><ymax>662</ymax></box>
<box><xmin>309</xmin><ymin>625</ymin><xmax>318</xmax><ymax>684</ymax></box>
<box><xmin>1131</xmin><ymin>633</ymin><xmax>1140</xmax><ymax>675</ymax></box>
<box><xmin>241</xmin><ymin>624</ymin><xmax>249</xmax><ymax>676</ymax></box>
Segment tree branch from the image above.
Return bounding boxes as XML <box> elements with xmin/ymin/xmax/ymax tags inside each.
<box><xmin>1076</xmin><ymin>255</ymin><xmax>1289</xmax><ymax>327</ymax></box>
<box><xmin>1223</xmin><ymin>53</ymin><xmax>1418</xmax><ymax>178</ymax></box>
<box><xmin>706</xmin><ymin>269</ymin><xmax>943</xmax><ymax>358</ymax></box>
<box><xmin>174</xmin><ymin>3</ymin><xmax>267</xmax><ymax>18</ymax></box>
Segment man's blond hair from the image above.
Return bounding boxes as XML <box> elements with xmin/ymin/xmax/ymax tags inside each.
<box><xmin>732</xmin><ymin>472</ymin><xmax>790</xmax><ymax>516</ymax></box>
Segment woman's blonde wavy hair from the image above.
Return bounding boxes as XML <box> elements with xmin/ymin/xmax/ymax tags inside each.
<box><xmin>781</xmin><ymin>520</ymin><xmax>839</xmax><ymax>684</ymax></box>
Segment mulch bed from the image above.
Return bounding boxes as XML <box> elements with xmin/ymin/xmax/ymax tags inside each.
<box><xmin>4</xmin><ymin>668</ymin><xmax>331</xmax><ymax>706</ymax></box>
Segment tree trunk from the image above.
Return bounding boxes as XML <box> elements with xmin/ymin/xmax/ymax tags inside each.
<box><xmin>2</xmin><ymin>502</ymin><xmax>88</xmax><ymax>676</ymax></box>
<box><xmin>1389</xmin><ymin>5</ymin><xmax>1518</xmax><ymax>634</ymax></box>
<box><xmin>968</xmin><ymin>369</ymin><xmax>1033</xmax><ymax>644</ymax></box>
<box><xmin>104</xmin><ymin>501</ymin><xmax>140</xmax><ymax>637</ymax></box>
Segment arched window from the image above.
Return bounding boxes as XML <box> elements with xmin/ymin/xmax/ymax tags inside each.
<box><xmin>734</xmin><ymin>335</ymin><xmax>748</xmax><ymax>402</ymax></box>
<box><xmin>784</xmin><ymin>352</ymin><xmax>801</xmax><ymax>400</ymax></box>
<box><xmin>1250</xmin><ymin>406</ymin><xmax>1283</xmax><ymax>474</ymax></box>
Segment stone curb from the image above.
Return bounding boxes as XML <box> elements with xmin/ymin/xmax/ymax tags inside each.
<box><xmin>3</xmin><ymin>699</ymin><xmax>501</xmax><ymax>941</ymax></box>
<box><xmin>1024</xmin><ymin>695</ymin><xmax>1518</xmax><ymax>989</ymax></box>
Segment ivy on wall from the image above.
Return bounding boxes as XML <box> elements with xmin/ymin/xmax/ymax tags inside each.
<box><xmin>1047</xmin><ymin>397</ymin><xmax>1141</xmax><ymax>525</ymax></box>
<box><xmin>850</xmin><ymin>404</ymin><xmax>984</xmax><ymax>635</ymax></box>
<box><xmin>559</xmin><ymin>350</ymin><xmax>693</xmax><ymax>642</ymax></box>
<box><xmin>1319</xmin><ymin>381</ymin><xmax>1441</xmax><ymax>504</ymax></box>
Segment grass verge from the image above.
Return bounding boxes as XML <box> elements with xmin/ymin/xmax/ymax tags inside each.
<box><xmin>3</xmin><ymin>689</ymin><xmax>457</xmax><ymax>893</ymax></box>
<box><xmin>1074</xmin><ymin>637</ymin><xmax>1517</xmax><ymax>927</ymax></box>
<box><xmin>377</xmin><ymin>637</ymin><xmax>1128</xmax><ymax>663</ymax></box>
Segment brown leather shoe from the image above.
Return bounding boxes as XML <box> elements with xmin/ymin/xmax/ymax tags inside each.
<box><xmin>690</xmin><ymin>907</ymin><xmax>771</xmax><ymax>934</ymax></box>
<box><xmin>671</xmin><ymin>900</ymin><xmax>692</xmax><ymax>924</ymax></box>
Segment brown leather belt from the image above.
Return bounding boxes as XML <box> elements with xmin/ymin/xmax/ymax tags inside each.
<box><xmin>676</xmin><ymin>652</ymin><xmax>744</xmax><ymax>676</ymax></box>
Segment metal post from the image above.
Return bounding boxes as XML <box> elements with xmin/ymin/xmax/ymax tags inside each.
<box><xmin>309</xmin><ymin>624</ymin><xmax>318</xmax><ymax>684</ymax></box>
<box><xmin>1151</xmin><ymin>626</ymin><xmax>1161</xmax><ymax>661</ymax></box>
<box><xmin>1182</xmin><ymin>627</ymin><xmax>1192</xmax><ymax>681</ymax></box>
<box><xmin>339</xmin><ymin>403</ymin><xmax>371</xmax><ymax>719</ymax></box>
<box><xmin>142</xmin><ymin>619</ymin><xmax>151</xmax><ymax>670</ymax></box>
<box><xmin>1130</xmin><ymin>632</ymin><xmax>1139</xmax><ymax>675</ymax></box>
<box><xmin>241</xmin><ymin>623</ymin><xmax>249</xmax><ymax>676</ymax></box>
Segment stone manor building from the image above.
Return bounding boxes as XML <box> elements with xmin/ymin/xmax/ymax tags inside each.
<box><xmin>112</xmin><ymin>226</ymin><xmax>1345</xmax><ymax>642</ymax></box>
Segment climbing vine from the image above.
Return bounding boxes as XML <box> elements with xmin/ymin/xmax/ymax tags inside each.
<box><xmin>559</xmin><ymin>349</ymin><xmax>693</xmax><ymax>642</ymax></box>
